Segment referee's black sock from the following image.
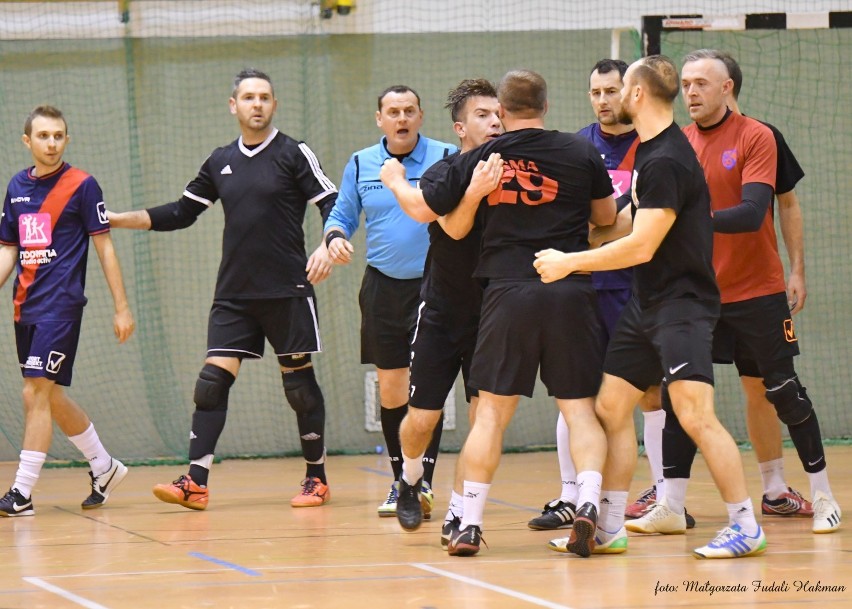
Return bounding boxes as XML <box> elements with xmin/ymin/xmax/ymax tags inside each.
<box><xmin>381</xmin><ymin>404</ymin><xmax>408</xmax><ymax>481</ymax></box>
<box><xmin>422</xmin><ymin>416</ymin><xmax>444</xmax><ymax>487</ymax></box>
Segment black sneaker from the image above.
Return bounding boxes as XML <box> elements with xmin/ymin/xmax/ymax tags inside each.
<box><xmin>567</xmin><ymin>502</ymin><xmax>598</xmax><ymax>558</ymax></box>
<box><xmin>528</xmin><ymin>499</ymin><xmax>577</xmax><ymax>530</ymax></box>
<box><xmin>685</xmin><ymin>508</ymin><xmax>696</xmax><ymax>529</ymax></box>
<box><xmin>441</xmin><ymin>516</ymin><xmax>461</xmax><ymax>550</ymax></box>
<box><xmin>448</xmin><ymin>524</ymin><xmax>486</xmax><ymax>557</ymax></box>
<box><xmin>0</xmin><ymin>487</ymin><xmax>34</xmax><ymax>517</ymax></box>
<box><xmin>82</xmin><ymin>458</ymin><xmax>129</xmax><ymax>510</ymax></box>
<box><xmin>396</xmin><ymin>476</ymin><xmax>423</xmax><ymax>531</ymax></box>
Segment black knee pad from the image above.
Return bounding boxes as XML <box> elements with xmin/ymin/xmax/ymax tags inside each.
<box><xmin>765</xmin><ymin>376</ymin><xmax>812</xmax><ymax>426</ymax></box>
<box><xmin>282</xmin><ymin>366</ymin><xmax>324</xmax><ymax>416</ymax></box>
<box><xmin>193</xmin><ymin>364</ymin><xmax>235</xmax><ymax>412</ymax></box>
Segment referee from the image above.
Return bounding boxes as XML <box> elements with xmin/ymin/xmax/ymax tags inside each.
<box><xmin>109</xmin><ymin>68</ymin><xmax>338</xmax><ymax>510</ymax></box>
<box><xmin>323</xmin><ymin>85</ymin><xmax>456</xmax><ymax>518</ymax></box>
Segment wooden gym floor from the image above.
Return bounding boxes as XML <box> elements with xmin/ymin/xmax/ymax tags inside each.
<box><xmin>0</xmin><ymin>445</ymin><xmax>849</xmax><ymax>609</ymax></box>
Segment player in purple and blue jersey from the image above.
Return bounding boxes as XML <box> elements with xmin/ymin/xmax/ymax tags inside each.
<box><xmin>0</xmin><ymin>106</ymin><xmax>134</xmax><ymax>517</ymax></box>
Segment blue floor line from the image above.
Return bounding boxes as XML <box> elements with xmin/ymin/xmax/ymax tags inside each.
<box><xmin>188</xmin><ymin>552</ymin><xmax>262</xmax><ymax>577</ymax></box>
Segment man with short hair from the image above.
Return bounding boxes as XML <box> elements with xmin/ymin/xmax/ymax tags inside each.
<box><xmin>535</xmin><ymin>55</ymin><xmax>766</xmax><ymax>558</ymax></box>
<box><xmin>632</xmin><ymin>49</ymin><xmax>840</xmax><ymax>535</ymax></box>
<box><xmin>380</xmin><ymin>78</ymin><xmax>503</xmax><ymax>533</ymax></box>
<box><xmin>717</xmin><ymin>49</ymin><xmax>818</xmax><ymax>519</ymax></box>
<box><xmin>109</xmin><ymin>68</ymin><xmax>337</xmax><ymax>510</ymax></box>
<box><xmin>423</xmin><ymin>69</ymin><xmax>616</xmax><ymax>557</ymax></box>
<box><xmin>530</xmin><ymin>59</ymin><xmax>676</xmax><ymax>531</ymax></box>
<box><xmin>0</xmin><ymin>105</ymin><xmax>134</xmax><ymax>516</ymax></box>
<box><xmin>324</xmin><ymin>86</ymin><xmax>457</xmax><ymax>518</ymax></box>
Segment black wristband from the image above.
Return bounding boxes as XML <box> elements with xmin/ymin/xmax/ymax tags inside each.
<box><xmin>325</xmin><ymin>229</ymin><xmax>346</xmax><ymax>248</ymax></box>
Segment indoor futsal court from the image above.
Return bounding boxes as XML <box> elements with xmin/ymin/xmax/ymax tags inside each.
<box><xmin>0</xmin><ymin>446</ymin><xmax>849</xmax><ymax>609</ymax></box>
<box><xmin>1</xmin><ymin>1</ymin><xmax>851</xmax><ymax>608</ymax></box>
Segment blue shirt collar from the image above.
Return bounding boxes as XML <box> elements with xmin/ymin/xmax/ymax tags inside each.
<box><xmin>379</xmin><ymin>134</ymin><xmax>426</xmax><ymax>163</ymax></box>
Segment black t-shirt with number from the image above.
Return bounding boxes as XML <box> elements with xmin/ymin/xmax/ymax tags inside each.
<box><xmin>631</xmin><ymin>123</ymin><xmax>719</xmax><ymax>308</ymax></box>
<box><xmin>418</xmin><ymin>152</ymin><xmax>484</xmax><ymax>320</ymax></box>
<box><xmin>422</xmin><ymin>128</ymin><xmax>613</xmax><ymax>280</ymax></box>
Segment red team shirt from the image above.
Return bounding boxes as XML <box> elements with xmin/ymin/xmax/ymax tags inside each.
<box><xmin>683</xmin><ymin>112</ymin><xmax>785</xmax><ymax>304</ymax></box>
<box><xmin>0</xmin><ymin>163</ymin><xmax>109</xmax><ymax>322</ymax></box>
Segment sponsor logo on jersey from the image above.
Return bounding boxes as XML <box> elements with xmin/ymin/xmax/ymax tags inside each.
<box><xmin>220</xmin><ymin>165</ymin><xmax>232</xmax><ymax>175</ymax></box>
<box><xmin>721</xmin><ymin>148</ymin><xmax>737</xmax><ymax>170</ymax></box>
<box><xmin>97</xmin><ymin>201</ymin><xmax>108</xmax><ymax>224</ymax></box>
<box><xmin>10</xmin><ymin>196</ymin><xmax>31</xmax><ymax>204</ymax></box>
<box><xmin>19</xmin><ymin>213</ymin><xmax>52</xmax><ymax>246</ymax></box>
<box><xmin>608</xmin><ymin>169</ymin><xmax>632</xmax><ymax>198</ymax></box>
<box><xmin>46</xmin><ymin>351</ymin><xmax>66</xmax><ymax>374</ymax></box>
<box><xmin>24</xmin><ymin>356</ymin><xmax>43</xmax><ymax>370</ymax></box>
<box><xmin>360</xmin><ymin>183</ymin><xmax>384</xmax><ymax>193</ymax></box>
<box><xmin>19</xmin><ymin>249</ymin><xmax>57</xmax><ymax>266</ymax></box>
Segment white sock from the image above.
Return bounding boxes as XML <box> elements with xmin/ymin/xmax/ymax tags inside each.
<box><xmin>67</xmin><ymin>423</ymin><xmax>112</xmax><ymax>477</ymax></box>
<box><xmin>14</xmin><ymin>450</ymin><xmax>46</xmax><ymax>498</ymax></box>
<box><xmin>599</xmin><ymin>490</ymin><xmax>628</xmax><ymax>533</ymax></box>
<box><xmin>807</xmin><ymin>468</ymin><xmax>832</xmax><ymax>499</ymax></box>
<box><xmin>445</xmin><ymin>490</ymin><xmax>464</xmax><ymax>522</ymax></box>
<box><xmin>460</xmin><ymin>481</ymin><xmax>490</xmax><ymax>529</ymax></box>
<box><xmin>556</xmin><ymin>413</ymin><xmax>579</xmax><ymax>504</ymax></box>
<box><xmin>576</xmin><ymin>470</ymin><xmax>602</xmax><ymax>510</ymax></box>
<box><xmin>402</xmin><ymin>452</ymin><xmax>425</xmax><ymax>486</ymax></box>
<box><xmin>190</xmin><ymin>453</ymin><xmax>214</xmax><ymax>481</ymax></box>
<box><xmin>727</xmin><ymin>499</ymin><xmax>759</xmax><ymax>536</ymax></box>
<box><xmin>642</xmin><ymin>409</ymin><xmax>666</xmax><ymax>488</ymax></box>
<box><xmin>664</xmin><ymin>478</ymin><xmax>688</xmax><ymax>515</ymax></box>
<box><xmin>758</xmin><ymin>458</ymin><xmax>787</xmax><ymax>499</ymax></box>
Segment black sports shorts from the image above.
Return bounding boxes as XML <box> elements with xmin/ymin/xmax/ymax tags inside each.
<box><xmin>359</xmin><ymin>265</ymin><xmax>420</xmax><ymax>369</ymax></box>
<box><xmin>469</xmin><ymin>277</ymin><xmax>604</xmax><ymax>399</ymax></box>
<box><xmin>712</xmin><ymin>291</ymin><xmax>800</xmax><ymax>377</ymax></box>
<box><xmin>604</xmin><ymin>297</ymin><xmax>719</xmax><ymax>391</ymax></box>
<box><xmin>409</xmin><ymin>301</ymin><xmax>479</xmax><ymax>409</ymax></box>
<box><xmin>207</xmin><ymin>297</ymin><xmax>321</xmax><ymax>363</ymax></box>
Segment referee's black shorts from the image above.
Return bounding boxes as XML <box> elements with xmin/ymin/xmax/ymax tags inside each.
<box><xmin>469</xmin><ymin>277</ymin><xmax>604</xmax><ymax>399</ymax></box>
<box><xmin>359</xmin><ymin>265</ymin><xmax>420</xmax><ymax>369</ymax></box>
<box><xmin>604</xmin><ymin>297</ymin><xmax>719</xmax><ymax>391</ymax></box>
<box><xmin>409</xmin><ymin>302</ymin><xmax>479</xmax><ymax>409</ymax></box>
<box><xmin>206</xmin><ymin>297</ymin><xmax>321</xmax><ymax>363</ymax></box>
<box><xmin>712</xmin><ymin>291</ymin><xmax>800</xmax><ymax>378</ymax></box>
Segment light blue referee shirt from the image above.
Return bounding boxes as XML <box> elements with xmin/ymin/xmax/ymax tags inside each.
<box><xmin>325</xmin><ymin>135</ymin><xmax>457</xmax><ymax>280</ymax></box>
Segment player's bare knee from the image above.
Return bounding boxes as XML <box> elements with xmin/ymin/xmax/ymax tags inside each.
<box><xmin>406</xmin><ymin>406</ymin><xmax>442</xmax><ymax>434</ymax></box>
<box><xmin>194</xmin><ymin>363</ymin><xmax>235</xmax><ymax>412</ymax></box>
<box><xmin>765</xmin><ymin>376</ymin><xmax>812</xmax><ymax>426</ymax></box>
<box><xmin>282</xmin><ymin>362</ymin><xmax>324</xmax><ymax>416</ymax></box>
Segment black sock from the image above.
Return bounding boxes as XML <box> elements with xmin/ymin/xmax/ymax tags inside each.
<box><xmin>788</xmin><ymin>410</ymin><xmax>827</xmax><ymax>474</ymax></box>
<box><xmin>661</xmin><ymin>384</ymin><xmax>698</xmax><ymax>479</ymax></box>
<box><xmin>188</xmin><ymin>463</ymin><xmax>210</xmax><ymax>487</ymax></box>
<box><xmin>281</xmin><ymin>367</ymin><xmax>327</xmax><ymax>484</ymax></box>
<box><xmin>299</xmin><ymin>400</ymin><xmax>327</xmax><ymax>483</ymax></box>
<box><xmin>422</xmin><ymin>414</ymin><xmax>444</xmax><ymax>486</ymax></box>
<box><xmin>381</xmin><ymin>404</ymin><xmax>408</xmax><ymax>481</ymax></box>
<box><xmin>187</xmin><ymin>410</ymin><xmax>227</xmax><ymax>487</ymax></box>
